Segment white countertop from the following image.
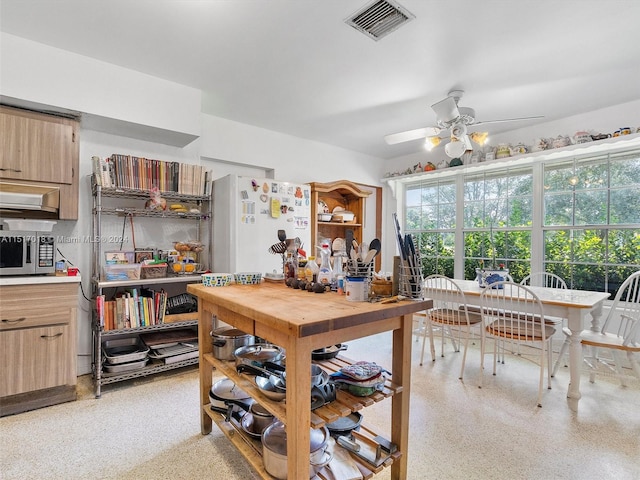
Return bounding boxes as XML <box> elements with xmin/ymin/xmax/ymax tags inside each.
<box><xmin>0</xmin><ymin>275</ymin><xmax>82</xmax><ymax>286</ymax></box>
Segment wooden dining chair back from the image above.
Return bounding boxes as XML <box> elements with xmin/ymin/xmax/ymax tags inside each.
<box><xmin>418</xmin><ymin>275</ymin><xmax>482</xmax><ymax>381</ymax></box>
<box><xmin>478</xmin><ymin>281</ymin><xmax>556</xmax><ymax>407</ymax></box>
<box><xmin>578</xmin><ymin>270</ymin><xmax>640</xmax><ymax>386</ymax></box>
<box><xmin>520</xmin><ymin>272</ymin><xmax>569</xmax><ymax>376</ymax></box>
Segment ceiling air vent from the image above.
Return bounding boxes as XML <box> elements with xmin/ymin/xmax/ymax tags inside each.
<box><xmin>345</xmin><ymin>0</ymin><xmax>415</xmax><ymax>41</ymax></box>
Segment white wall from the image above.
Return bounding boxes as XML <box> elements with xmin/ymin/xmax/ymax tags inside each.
<box><xmin>1</xmin><ymin>33</ymin><xmax>202</xmax><ymax>144</ymax></box>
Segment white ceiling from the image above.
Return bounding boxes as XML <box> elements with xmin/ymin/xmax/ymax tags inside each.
<box><xmin>2</xmin><ymin>0</ymin><xmax>640</xmax><ymax>160</ymax></box>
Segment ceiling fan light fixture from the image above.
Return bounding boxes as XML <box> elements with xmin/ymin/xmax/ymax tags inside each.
<box><xmin>444</xmin><ymin>138</ymin><xmax>468</xmax><ymax>159</ymax></box>
<box><xmin>424</xmin><ymin>136</ymin><xmax>441</xmax><ymax>151</ymax></box>
<box><xmin>470</xmin><ymin>131</ymin><xmax>489</xmax><ymax>145</ymax></box>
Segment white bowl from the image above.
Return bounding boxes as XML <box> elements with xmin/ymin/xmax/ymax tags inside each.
<box><xmin>332</xmin><ymin>211</ymin><xmax>354</xmax><ymax>222</ymax></box>
<box><xmin>202</xmin><ymin>273</ymin><xmax>234</xmax><ymax>287</ymax></box>
<box><xmin>318</xmin><ymin>213</ymin><xmax>332</xmax><ymax>222</ymax></box>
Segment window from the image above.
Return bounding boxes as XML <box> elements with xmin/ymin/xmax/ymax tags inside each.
<box><xmin>399</xmin><ymin>146</ymin><xmax>640</xmax><ymax>296</ymax></box>
<box><xmin>463</xmin><ymin>168</ymin><xmax>533</xmax><ymax>281</ymax></box>
<box><xmin>543</xmin><ymin>151</ymin><xmax>640</xmax><ymax>292</ymax></box>
<box><xmin>405</xmin><ymin>180</ymin><xmax>455</xmax><ymax>276</ymax></box>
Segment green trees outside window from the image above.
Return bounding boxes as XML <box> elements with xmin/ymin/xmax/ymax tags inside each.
<box><xmin>403</xmin><ymin>149</ymin><xmax>640</xmax><ymax>296</ymax></box>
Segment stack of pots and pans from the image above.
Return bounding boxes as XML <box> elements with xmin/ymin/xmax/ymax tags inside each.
<box><xmin>210</xmin><ymin>326</ymin><xmax>255</xmax><ymax>360</ymax></box>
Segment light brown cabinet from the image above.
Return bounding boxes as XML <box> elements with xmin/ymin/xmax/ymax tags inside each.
<box><xmin>0</xmin><ymin>105</ymin><xmax>79</xmax><ymax>219</ymax></box>
<box><xmin>0</xmin><ymin>281</ymin><xmax>79</xmax><ymax>416</ymax></box>
<box><xmin>310</xmin><ymin>180</ymin><xmax>382</xmax><ymax>270</ymax></box>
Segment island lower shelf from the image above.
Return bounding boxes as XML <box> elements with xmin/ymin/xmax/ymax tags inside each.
<box><xmin>204</xmin><ymin>352</ymin><xmax>403</xmax><ymax>479</ymax></box>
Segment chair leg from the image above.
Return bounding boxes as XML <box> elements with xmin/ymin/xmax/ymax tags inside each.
<box><xmin>419</xmin><ymin>320</ymin><xmax>430</xmax><ymax>366</ymax></box>
<box><xmin>537</xmin><ymin>343</ymin><xmax>545</xmax><ymax>407</ymax></box>
<box><xmin>611</xmin><ymin>349</ymin><xmax>628</xmax><ymax>387</ymax></box>
<box><xmin>552</xmin><ymin>335</ymin><xmax>570</xmax><ymax>377</ymax></box>
<box><xmin>458</xmin><ymin>328</ymin><xmax>470</xmax><ymax>381</ymax></box>
<box><xmin>628</xmin><ymin>351</ymin><xmax>640</xmax><ymax>382</ymax></box>
<box><xmin>547</xmin><ymin>339</ymin><xmax>552</xmax><ymax>390</ymax></box>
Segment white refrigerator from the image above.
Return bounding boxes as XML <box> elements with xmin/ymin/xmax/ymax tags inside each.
<box><xmin>212</xmin><ymin>174</ymin><xmax>312</xmax><ymax>275</ymax></box>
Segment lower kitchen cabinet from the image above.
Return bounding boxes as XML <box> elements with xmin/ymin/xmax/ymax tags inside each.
<box><xmin>0</xmin><ymin>279</ymin><xmax>80</xmax><ymax>416</ymax></box>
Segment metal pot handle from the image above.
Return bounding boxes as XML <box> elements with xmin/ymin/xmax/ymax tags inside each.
<box><xmin>212</xmin><ymin>339</ymin><xmax>227</xmax><ymax>347</ymax></box>
<box><xmin>310</xmin><ymin>448</ymin><xmax>333</xmax><ymax>467</ymax></box>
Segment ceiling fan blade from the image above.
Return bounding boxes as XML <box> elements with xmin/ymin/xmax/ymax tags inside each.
<box><xmin>384</xmin><ymin>126</ymin><xmax>442</xmax><ymax>145</ymax></box>
<box><xmin>431</xmin><ymin>96</ymin><xmax>460</xmax><ymax>124</ymax></box>
<box><xmin>474</xmin><ymin>115</ymin><xmax>544</xmax><ymax>126</ymax></box>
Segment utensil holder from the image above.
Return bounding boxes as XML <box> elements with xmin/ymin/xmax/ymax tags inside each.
<box><xmin>346</xmin><ymin>259</ymin><xmax>373</xmax><ymax>300</ymax></box>
<box><xmin>399</xmin><ymin>262</ymin><xmax>423</xmax><ymax>299</ymax></box>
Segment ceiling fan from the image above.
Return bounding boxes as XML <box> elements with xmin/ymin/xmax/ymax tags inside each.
<box><xmin>384</xmin><ymin>90</ymin><xmax>544</xmax><ymax>158</ymax></box>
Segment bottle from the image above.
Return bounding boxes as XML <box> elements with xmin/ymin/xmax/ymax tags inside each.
<box><xmin>317</xmin><ymin>243</ymin><xmax>333</xmax><ymax>285</ymax></box>
<box><xmin>305</xmin><ymin>256</ymin><xmax>319</xmax><ymax>283</ymax></box>
<box><xmin>284</xmin><ymin>252</ymin><xmax>297</xmax><ymax>279</ymax></box>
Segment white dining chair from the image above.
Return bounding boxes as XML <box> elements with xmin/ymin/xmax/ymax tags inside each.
<box><xmin>576</xmin><ymin>270</ymin><xmax>640</xmax><ymax>386</ymax></box>
<box><xmin>418</xmin><ymin>275</ymin><xmax>482</xmax><ymax>381</ymax></box>
<box><xmin>478</xmin><ymin>281</ymin><xmax>556</xmax><ymax>407</ymax></box>
<box><xmin>520</xmin><ymin>272</ymin><xmax>569</xmax><ymax>377</ymax></box>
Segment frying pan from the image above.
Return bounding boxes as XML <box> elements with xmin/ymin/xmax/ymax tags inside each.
<box><xmin>312</xmin><ymin>344</ymin><xmax>348</xmax><ymax>361</ymax></box>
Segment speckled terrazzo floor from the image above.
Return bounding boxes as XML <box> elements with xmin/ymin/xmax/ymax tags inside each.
<box><xmin>1</xmin><ymin>329</ymin><xmax>639</xmax><ymax>480</ymax></box>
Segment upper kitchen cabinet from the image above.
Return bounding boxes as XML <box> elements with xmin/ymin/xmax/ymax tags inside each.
<box><xmin>0</xmin><ymin>105</ymin><xmax>79</xmax><ymax>219</ymax></box>
<box><xmin>310</xmin><ymin>180</ymin><xmax>373</xmax><ymax>249</ymax></box>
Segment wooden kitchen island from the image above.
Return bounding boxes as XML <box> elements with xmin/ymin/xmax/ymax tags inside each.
<box><xmin>188</xmin><ymin>282</ymin><xmax>431</xmax><ymax>480</ymax></box>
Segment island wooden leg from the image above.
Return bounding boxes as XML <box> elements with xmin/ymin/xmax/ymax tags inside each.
<box><xmin>198</xmin><ymin>301</ymin><xmax>213</xmax><ymax>434</ymax></box>
<box><xmin>285</xmin><ymin>336</ymin><xmax>313</xmax><ymax>480</ymax></box>
<box><xmin>391</xmin><ymin>313</ymin><xmax>412</xmax><ymax>479</ymax></box>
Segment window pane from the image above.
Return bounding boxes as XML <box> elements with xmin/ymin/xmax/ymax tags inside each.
<box><xmin>575</xmin><ymin>190</ymin><xmax>607</xmax><ymax>225</ymax></box>
<box><xmin>610</xmin><ymin>188</ymin><xmax>640</xmax><ymax>224</ymax></box>
<box><xmin>464</xmin><ymin>201</ymin><xmax>484</xmax><ymax>228</ymax></box>
<box><xmin>610</xmin><ymin>153</ymin><xmax>640</xmax><ymax>188</ymax></box>
<box><xmin>438</xmin><ymin>203</ymin><xmax>456</xmax><ymax>229</ymax></box>
<box><xmin>544</xmin><ymin>161</ymin><xmax>573</xmax><ymax>192</ymax></box>
<box><xmin>508</xmin><ymin>197</ymin><xmax>532</xmax><ymax>227</ymax></box>
<box><xmin>545</xmin><ymin>193</ymin><xmax>573</xmax><ymax>226</ymax></box>
<box><xmin>545</xmin><ymin>229</ymin><xmax>571</xmax><ymax>264</ymax></box>
<box><xmin>573</xmin><ymin>229</ymin><xmax>605</xmax><ymax>263</ymax></box>
<box><xmin>607</xmin><ymin>229</ymin><xmax>640</xmax><ymax>264</ymax></box>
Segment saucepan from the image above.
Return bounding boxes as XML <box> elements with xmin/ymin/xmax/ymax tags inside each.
<box><xmin>261</xmin><ymin>421</ymin><xmax>332</xmax><ymax>479</ymax></box>
<box><xmin>208</xmin><ymin>377</ymin><xmax>253</xmax><ymax>420</ymax></box>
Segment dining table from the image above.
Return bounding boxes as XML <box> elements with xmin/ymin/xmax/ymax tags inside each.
<box><xmin>425</xmin><ymin>279</ymin><xmax>611</xmax><ymax>409</ymax></box>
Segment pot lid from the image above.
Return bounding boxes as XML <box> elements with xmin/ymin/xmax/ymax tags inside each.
<box><xmin>210</xmin><ymin>327</ymin><xmax>252</xmax><ymax>339</ymax></box>
<box><xmin>234</xmin><ymin>343</ymin><xmax>284</xmax><ymax>362</ymax></box>
<box><xmin>262</xmin><ymin>421</ymin><xmax>328</xmax><ymax>454</ymax></box>
<box><xmin>211</xmin><ymin>377</ymin><xmax>250</xmax><ymax>401</ymax></box>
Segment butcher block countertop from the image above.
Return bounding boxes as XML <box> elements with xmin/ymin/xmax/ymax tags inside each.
<box><xmin>188</xmin><ymin>282</ymin><xmax>429</xmax><ymax>339</ymax></box>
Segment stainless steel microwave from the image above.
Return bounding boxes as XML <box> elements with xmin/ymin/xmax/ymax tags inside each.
<box><xmin>0</xmin><ymin>230</ymin><xmax>56</xmax><ymax>275</ymax></box>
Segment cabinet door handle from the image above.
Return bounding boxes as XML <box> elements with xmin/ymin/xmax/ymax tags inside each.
<box><xmin>0</xmin><ymin>167</ymin><xmax>22</xmax><ymax>173</ymax></box>
<box><xmin>40</xmin><ymin>332</ymin><xmax>63</xmax><ymax>339</ymax></box>
<box><xmin>2</xmin><ymin>317</ymin><xmax>26</xmax><ymax>323</ymax></box>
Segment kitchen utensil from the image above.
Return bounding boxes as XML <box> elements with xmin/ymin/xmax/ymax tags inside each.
<box><xmin>209</xmin><ymin>377</ymin><xmax>253</xmax><ymax>418</ymax></box>
<box><xmin>336</xmin><ymin>430</ymin><xmax>388</xmax><ymax>468</ymax></box>
<box><xmin>239</xmin><ymin>403</ymin><xmax>275</xmax><ymax>438</ymax></box>
<box><xmin>325</xmin><ymin>412</ymin><xmax>363</xmax><ymax>438</ymax></box>
<box><xmin>233</xmin><ymin>343</ymin><xmax>285</xmax><ymax>368</ymax></box>
<box><xmin>369</xmin><ymin>238</ymin><xmax>381</xmax><ymax>255</ymax></box>
<box><xmin>210</xmin><ymin>327</ymin><xmax>254</xmax><ymax>361</ymax></box>
<box><xmin>268</xmin><ymin>241</ymin><xmax>287</xmax><ymax>255</ymax></box>
<box><xmin>261</xmin><ymin>422</ymin><xmax>332</xmax><ymax>480</ymax></box>
<box><xmin>363</xmin><ymin>248</ymin><xmax>377</xmax><ymax>265</ymax></box>
<box><xmin>254</xmin><ymin>375</ymin><xmax>286</xmax><ymax>401</ymax></box>
<box><xmin>311</xmin><ymin>344</ymin><xmax>348</xmax><ymax>360</ymax></box>
<box><xmin>345</xmin><ymin>229</ymin><xmax>354</xmax><ymax>258</ymax></box>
